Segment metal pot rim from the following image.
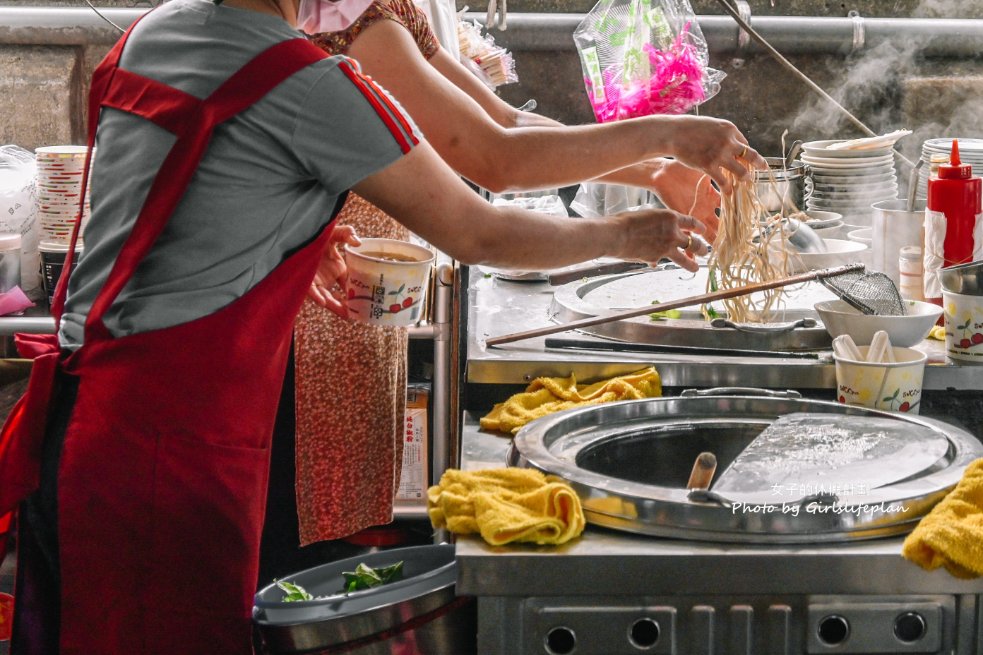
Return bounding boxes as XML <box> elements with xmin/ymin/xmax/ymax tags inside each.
<box><xmin>508</xmin><ymin>395</ymin><xmax>982</xmax><ymax>543</ymax></box>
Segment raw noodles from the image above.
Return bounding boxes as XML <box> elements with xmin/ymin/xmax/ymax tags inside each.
<box><xmin>703</xmin><ymin>166</ymin><xmax>791</xmax><ymax>323</ymax></box>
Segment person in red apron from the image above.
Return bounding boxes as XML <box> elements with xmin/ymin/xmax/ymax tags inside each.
<box><xmin>0</xmin><ymin>1</ymin><xmax>750</xmax><ymax>652</ymax></box>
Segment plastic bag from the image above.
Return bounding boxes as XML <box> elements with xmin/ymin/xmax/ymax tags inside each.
<box><xmin>0</xmin><ymin>145</ymin><xmax>39</xmax><ymax>292</ymax></box>
<box><xmin>570</xmin><ymin>182</ymin><xmax>655</xmax><ymax>218</ymax></box>
<box><xmin>412</xmin><ymin>0</ymin><xmax>461</xmax><ymax>58</ymax></box>
<box><xmin>458</xmin><ymin>19</ymin><xmax>517</xmax><ymax>89</ymax></box>
<box><xmin>574</xmin><ymin>0</ymin><xmax>725</xmax><ymax>122</ymax></box>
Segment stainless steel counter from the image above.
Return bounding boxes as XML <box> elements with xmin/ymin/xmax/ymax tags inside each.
<box><xmin>454</xmin><ymin>414</ymin><xmax>983</xmax><ymax>654</ymax></box>
<box><xmin>465</xmin><ymin>271</ymin><xmax>983</xmax><ymax>392</ymax></box>
<box><xmin>457</xmin><ymin>268</ymin><xmax>983</xmax><ymax>653</ymax></box>
<box><xmin>455</xmin><ymin>412</ymin><xmax>983</xmax><ymax>597</ymax></box>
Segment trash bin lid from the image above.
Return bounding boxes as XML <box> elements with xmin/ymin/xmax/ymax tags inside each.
<box><xmin>253</xmin><ymin>544</ymin><xmax>456</xmax><ymax>627</ymax></box>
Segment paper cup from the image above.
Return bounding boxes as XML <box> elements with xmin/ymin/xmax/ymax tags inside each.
<box><xmin>834</xmin><ymin>346</ymin><xmax>927</xmax><ymax>414</ymax></box>
<box><xmin>344</xmin><ymin>238</ymin><xmax>434</xmax><ymax>327</ymax></box>
<box><xmin>942</xmin><ymin>290</ymin><xmax>983</xmax><ymax>362</ymax></box>
<box><xmin>39</xmin><ymin>240</ymin><xmax>81</xmax><ymax>308</ymax></box>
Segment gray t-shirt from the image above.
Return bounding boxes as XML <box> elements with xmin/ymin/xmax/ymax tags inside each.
<box><xmin>59</xmin><ymin>0</ymin><xmax>420</xmax><ymax>349</ymax></box>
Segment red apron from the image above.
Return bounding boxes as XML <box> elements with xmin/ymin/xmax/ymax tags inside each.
<box><xmin>4</xmin><ymin>18</ymin><xmax>340</xmax><ymax>654</ymax></box>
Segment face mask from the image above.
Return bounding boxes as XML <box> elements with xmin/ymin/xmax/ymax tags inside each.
<box><xmin>296</xmin><ymin>0</ymin><xmax>377</xmax><ymax>33</ymax></box>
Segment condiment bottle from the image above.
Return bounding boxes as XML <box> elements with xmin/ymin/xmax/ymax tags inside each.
<box><xmin>923</xmin><ymin>139</ymin><xmax>982</xmax><ymax>304</ymax></box>
<box><xmin>928</xmin><ymin>153</ymin><xmax>949</xmax><ymax>177</ymax></box>
<box><xmin>898</xmin><ymin>246</ymin><xmax>924</xmax><ymax>302</ymax></box>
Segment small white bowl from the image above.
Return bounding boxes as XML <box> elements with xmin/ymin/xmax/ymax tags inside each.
<box><xmin>815</xmin><ymin>299</ymin><xmax>943</xmax><ymax>347</ymax></box>
<box><xmin>774</xmin><ymin>238</ymin><xmax>868</xmax><ymax>273</ymax></box>
<box><xmin>847</xmin><ymin>227</ymin><xmax>873</xmax><ymax>245</ymax></box>
<box><xmin>812</xmin><ymin>221</ymin><xmax>845</xmax><ymax>239</ymax></box>
<box><xmin>800</xmin><ymin>209</ymin><xmax>843</xmax><ymax>228</ymax></box>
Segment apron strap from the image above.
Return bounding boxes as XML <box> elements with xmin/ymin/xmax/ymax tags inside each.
<box><xmin>48</xmin><ymin>11</ymin><xmax>151</xmax><ymax>322</ymax></box>
<box><xmin>79</xmin><ymin>37</ymin><xmax>328</xmax><ymax>344</ymax></box>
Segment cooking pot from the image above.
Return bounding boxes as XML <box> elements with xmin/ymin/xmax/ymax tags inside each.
<box><xmin>754</xmin><ymin>157</ymin><xmax>813</xmax><ymax>214</ymax></box>
<box><xmin>508</xmin><ymin>389</ymin><xmax>982</xmax><ymax>544</ymax></box>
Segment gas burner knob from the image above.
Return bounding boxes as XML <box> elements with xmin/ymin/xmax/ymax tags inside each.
<box><xmin>894</xmin><ymin>611</ymin><xmax>927</xmax><ymax>643</ymax></box>
<box><xmin>817</xmin><ymin>614</ymin><xmax>850</xmax><ymax>645</ymax></box>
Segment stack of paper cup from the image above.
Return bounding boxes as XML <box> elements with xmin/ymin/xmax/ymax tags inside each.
<box><xmin>34</xmin><ymin>145</ymin><xmax>91</xmax><ymax>245</ymax></box>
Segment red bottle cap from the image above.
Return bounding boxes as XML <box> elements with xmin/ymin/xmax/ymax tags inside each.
<box><xmin>938</xmin><ymin>139</ymin><xmax>973</xmax><ymax>179</ymax></box>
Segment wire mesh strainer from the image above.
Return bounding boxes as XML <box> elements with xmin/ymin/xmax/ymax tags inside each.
<box><xmin>819</xmin><ymin>268</ymin><xmax>907</xmax><ymax>316</ymax></box>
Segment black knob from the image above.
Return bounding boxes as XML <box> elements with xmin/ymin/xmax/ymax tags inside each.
<box><xmin>894</xmin><ymin>612</ymin><xmax>927</xmax><ymax>643</ymax></box>
<box><xmin>545</xmin><ymin>626</ymin><xmax>576</xmax><ymax>654</ymax></box>
<box><xmin>817</xmin><ymin>615</ymin><xmax>850</xmax><ymax>645</ymax></box>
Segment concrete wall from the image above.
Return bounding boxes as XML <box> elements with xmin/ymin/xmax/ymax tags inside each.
<box><xmin>0</xmin><ymin>1</ymin><xmax>982</xmax><ymax>163</ymax></box>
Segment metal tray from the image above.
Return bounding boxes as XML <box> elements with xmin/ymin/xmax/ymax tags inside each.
<box><xmin>549</xmin><ymin>267</ymin><xmax>840</xmax><ymax>351</ymax></box>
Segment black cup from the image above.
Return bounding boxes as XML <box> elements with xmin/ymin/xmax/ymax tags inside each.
<box><xmin>39</xmin><ymin>242</ymin><xmax>81</xmax><ymax>308</ymax></box>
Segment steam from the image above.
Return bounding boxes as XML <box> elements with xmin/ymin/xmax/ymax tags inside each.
<box><xmin>787</xmin><ymin>0</ymin><xmax>983</xmax><ymax>165</ymax></box>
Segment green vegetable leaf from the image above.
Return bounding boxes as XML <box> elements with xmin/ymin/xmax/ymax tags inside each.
<box><xmin>648</xmin><ymin>300</ymin><xmax>681</xmax><ymax>321</ymax></box>
<box><xmin>276</xmin><ymin>579</ymin><xmax>314</xmax><ymax>602</ymax></box>
<box><xmin>340</xmin><ymin>561</ymin><xmax>404</xmax><ymax>593</ymax></box>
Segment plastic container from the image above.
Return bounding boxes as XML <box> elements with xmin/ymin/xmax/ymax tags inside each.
<box><xmin>253</xmin><ymin>544</ymin><xmax>476</xmax><ymax>655</ymax></box>
<box><xmin>923</xmin><ymin>139</ymin><xmax>982</xmax><ymax>304</ymax></box>
<box><xmin>899</xmin><ymin>246</ymin><xmax>925</xmax><ymax>301</ymax></box>
<box><xmin>0</xmin><ymin>232</ymin><xmax>21</xmax><ymax>293</ymax></box>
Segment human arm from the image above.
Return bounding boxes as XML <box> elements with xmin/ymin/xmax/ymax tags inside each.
<box><xmin>429</xmin><ymin>46</ymin><xmax>722</xmax><ymax>237</ymax></box>
<box><xmin>344</xmin><ymin>19</ymin><xmax>765</xmax><ymax>194</ymax></box>
<box><xmin>352</xmin><ymin>141</ymin><xmax>709</xmax><ymax>272</ymax></box>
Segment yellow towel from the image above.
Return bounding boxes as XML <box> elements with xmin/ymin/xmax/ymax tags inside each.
<box><xmin>480</xmin><ymin>367</ymin><xmax>661</xmax><ymax>434</ymax></box>
<box><xmin>902</xmin><ymin>458</ymin><xmax>983</xmax><ymax>579</ymax></box>
<box><xmin>427</xmin><ymin>468</ymin><xmax>586</xmax><ymax>546</ymax></box>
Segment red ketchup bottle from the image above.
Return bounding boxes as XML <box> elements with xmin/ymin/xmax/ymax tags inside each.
<box><xmin>924</xmin><ymin>138</ymin><xmax>982</xmax><ymax>305</ymax></box>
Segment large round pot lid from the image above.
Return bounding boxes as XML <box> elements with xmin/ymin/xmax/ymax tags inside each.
<box><xmin>507</xmin><ymin>392</ymin><xmax>983</xmax><ymax>543</ymax></box>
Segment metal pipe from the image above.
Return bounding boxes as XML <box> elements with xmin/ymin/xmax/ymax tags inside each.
<box><xmin>0</xmin><ymin>7</ymin><xmax>142</xmax><ymax>45</ymax></box>
<box><xmin>1</xmin><ymin>7</ymin><xmax>981</xmax><ymax>58</ymax></box>
<box><xmin>462</xmin><ymin>13</ymin><xmax>983</xmax><ymax>58</ymax></box>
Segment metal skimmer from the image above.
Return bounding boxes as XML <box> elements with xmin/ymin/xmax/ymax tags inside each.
<box><xmin>819</xmin><ymin>268</ymin><xmax>907</xmax><ymax>316</ymax></box>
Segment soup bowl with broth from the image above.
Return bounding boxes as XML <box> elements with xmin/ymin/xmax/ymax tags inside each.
<box><xmin>344</xmin><ymin>237</ymin><xmax>435</xmax><ymax>326</ymax></box>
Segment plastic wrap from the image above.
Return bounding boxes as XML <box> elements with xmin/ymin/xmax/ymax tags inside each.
<box><xmin>574</xmin><ymin>0</ymin><xmax>724</xmax><ymax>122</ymax></box>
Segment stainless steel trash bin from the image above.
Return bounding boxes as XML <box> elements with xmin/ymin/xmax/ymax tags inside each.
<box><xmin>253</xmin><ymin>544</ymin><xmax>476</xmax><ymax>655</ymax></box>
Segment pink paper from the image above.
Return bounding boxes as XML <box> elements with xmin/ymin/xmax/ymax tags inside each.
<box><xmin>0</xmin><ymin>286</ymin><xmax>35</xmax><ymax>316</ymax></box>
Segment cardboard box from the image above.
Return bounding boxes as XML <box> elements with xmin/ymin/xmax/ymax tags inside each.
<box><xmin>396</xmin><ymin>385</ymin><xmax>429</xmax><ymax>502</ymax></box>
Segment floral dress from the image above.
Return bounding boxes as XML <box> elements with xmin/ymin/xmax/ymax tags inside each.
<box><xmin>295</xmin><ymin>0</ymin><xmax>439</xmax><ymax>545</ymax></box>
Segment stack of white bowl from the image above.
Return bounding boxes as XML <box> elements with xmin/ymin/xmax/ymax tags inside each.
<box><xmin>800</xmin><ymin>140</ymin><xmax>899</xmax><ymax>230</ymax></box>
<box><xmin>914</xmin><ymin>138</ymin><xmax>983</xmax><ymax>201</ymax></box>
<box><xmin>35</xmin><ymin>145</ymin><xmax>90</xmax><ymax>245</ymax></box>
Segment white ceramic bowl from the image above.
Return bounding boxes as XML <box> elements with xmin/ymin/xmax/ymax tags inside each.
<box><xmin>847</xmin><ymin>227</ymin><xmax>873</xmax><ymax>246</ymax></box>
<box><xmin>812</xmin><ymin>221</ymin><xmax>845</xmax><ymax>239</ymax></box>
<box><xmin>815</xmin><ymin>298</ymin><xmax>943</xmax><ymax>347</ymax></box>
<box><xmin>775</xmin><ymin>238</ymin><xmax>868</xmax><ymax>273</ymax></box>
<box><xmin>802</xmin><ymin>139</ymin><xmax>896</xmax><ymax>158</ymax></box>
<box><xmin>800</xmin><ymin>209</ymin><xmax>843</xmax><ymax>228</ymax></box>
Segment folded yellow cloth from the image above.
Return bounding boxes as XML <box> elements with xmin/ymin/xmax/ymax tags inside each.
<box><xmin>428</xmin><ymin>468</ymin><xmax>586</xmax><ymax>546</ymax></box>
<box><xmin>479</xmin><ymin>367</ymin><xmax>661</xmax><ymax>435</ymax></box>
<box><xmin>902</xmin><ymin>458</ymin><xmax>983</xmax><ymax>579</ymax></box>
<box><xmin>928</xmin><ymin>325</ymin><xmax>946</xmax><ymax>341</ymax></box>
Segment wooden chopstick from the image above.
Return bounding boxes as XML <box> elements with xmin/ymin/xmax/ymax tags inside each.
<box><xmin>484</xmin><ymin>262</ymin><xmax>865</xmax><ymax>347</ymax></box>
